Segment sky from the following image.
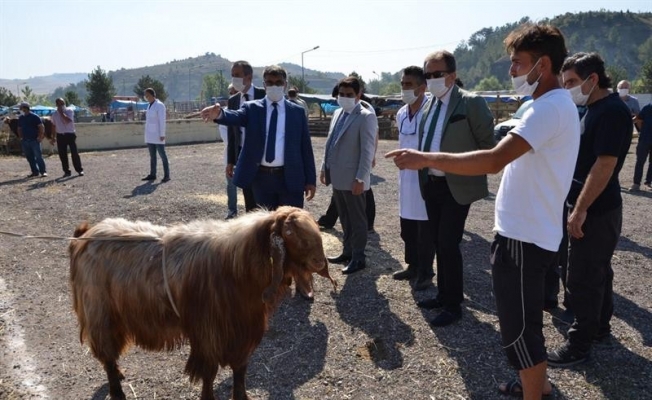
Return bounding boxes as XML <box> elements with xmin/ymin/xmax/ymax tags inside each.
<box><xmin>1</xmin><ymin>0</ymin><xmax>651</xmax><ymax>85</ymax></box>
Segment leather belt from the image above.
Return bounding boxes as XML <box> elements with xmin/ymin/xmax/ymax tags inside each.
<box><xmin>258</xmin><ymin>166</ymin><xmax>284</xmax><ymax>174</ymax></box>
<box><xmin>427</xmin><ymin>175</ymin><xmax>446</xmax><ymax>182</ymax></box>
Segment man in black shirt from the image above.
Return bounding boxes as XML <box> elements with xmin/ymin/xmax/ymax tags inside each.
<box><xmin>548</xmin><ymin>52</ymin><xmax>632</xmax><ymax>368</ymax></box>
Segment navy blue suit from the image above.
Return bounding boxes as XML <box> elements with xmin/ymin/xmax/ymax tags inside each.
<box><xmin>217</xmin><ymin>99</ymin><xmax>316</xmax><ymax>209</ymax></box>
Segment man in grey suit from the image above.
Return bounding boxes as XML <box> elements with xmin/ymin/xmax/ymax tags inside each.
<box><xmin>321</xmin><ymin>76</ymin><xmax>377</xmax><ymax>274</ymax></box>
<box><xmin>413</xmin><ymin>50</ymin><xmax>495</xmax><ymax>327</ymax></box>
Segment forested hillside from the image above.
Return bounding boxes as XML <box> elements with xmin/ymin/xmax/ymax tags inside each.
<box><xmin>455</xmin><ymin>10</ymin><xmax>652</xmax><ymax>91</ymax></box>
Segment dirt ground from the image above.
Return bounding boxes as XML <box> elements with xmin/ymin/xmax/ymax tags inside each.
<box><xmin>0</xmin><ymin>137</ymin><xmax>650</xmax><ymax>400</ymax></box>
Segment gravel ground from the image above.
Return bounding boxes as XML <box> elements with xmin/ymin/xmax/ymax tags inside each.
<box><xmin>0</xmin><ymin>137</ymin><xmax>650</xmax><ymax>400</ymax></box>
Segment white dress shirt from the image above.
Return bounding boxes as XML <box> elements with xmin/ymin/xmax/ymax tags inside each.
<box><xmin>261</xmin><ymin>97</ymin><xmax>285</xmax><ymax>167</ymax></box>
<box><xmin>423</xmin><ymin>87</ymin><xmax>454</xmax><ymax>176</ymax></box>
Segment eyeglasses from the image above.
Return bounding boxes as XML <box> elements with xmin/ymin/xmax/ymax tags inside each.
<box><xmin>424</xmin><ymin>71</ymin><xmax>449</xmax><ymax>79</ymax></box>
<box><xmin>399</xmin><ymin>115</ymin><xmax>417</xmax><ymax>135</ymax></box>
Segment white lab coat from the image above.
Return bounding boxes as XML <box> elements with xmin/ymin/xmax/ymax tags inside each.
<box><xmin>144</xmin><ymin>99</ymin><xmax>166</xmax><ymax>144</ymax></box>
<box><xmin>396</xmin><ymin>97</ymin><xmax>428</xmax><ymax>221</ymax></box>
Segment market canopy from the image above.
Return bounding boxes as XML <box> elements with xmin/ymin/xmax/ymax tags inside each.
<box><xmin>110</xmin><ymin>100</ymin><xmax>149</xmax><ymax>111</ymax></box>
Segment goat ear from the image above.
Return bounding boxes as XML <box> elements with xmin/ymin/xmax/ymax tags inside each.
<box><xmin>262</xmin><ymin>232</ymin><xmax>286</xmax><ymax>304</ymax></box>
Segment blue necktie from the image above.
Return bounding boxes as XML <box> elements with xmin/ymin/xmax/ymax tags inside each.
<box><xmin>330</xmin><ymin>112</ymin><xmax>349</xmax><ymax>148</ymax></box>
<box><xmin>266</xmin><ymin>102</ymin><xmax>278</xmax><ymax>163</ymax></box>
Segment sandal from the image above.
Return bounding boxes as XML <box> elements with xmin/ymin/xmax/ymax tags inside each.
<box><xmin>498</xmin><ymin>377</ymin><xmax>553</xmax><ymax>399</ymax></box>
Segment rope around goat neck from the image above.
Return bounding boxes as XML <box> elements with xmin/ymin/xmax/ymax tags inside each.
<box><xmin>0</xmin><ymin>230</ymin><xmax>182</xmax><ymax>319</ymax></box>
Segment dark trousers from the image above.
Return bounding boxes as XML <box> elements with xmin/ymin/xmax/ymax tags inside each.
<box><xmin>567</xmin><ymin>206</ymin><xmax>622</xmax><ymax>352</ymax></box>
<box><xmin>633</xmin><ymin>140</ymin><xmax>652</xmax><ymax>185</ymax></box>
<box><xmin>56</xmin><ymin>133</ymin><xmax>83</xmax><ymax>174</ymax></box>
<box><xmin>423</xmin><ymin>177</ymin><xmax>470</xmax><ymax>312</ymax></box>
<box><xmin>250</xmin><ymin>168</ymin><xmax>303</xmax><ymax>211</ymax></box>
<box><xmin>147</xmin><ymin>143</ymin><xmax>169</xmax><ymax>178</ymax></box>
<box><xmin>237</xmin><ymin>146</ymin><xmax>256</xmax><ymax>212</ymax></box>
<box><xmin>333</xmin><ymin>189</ymin><xmax>367</xmax><ymax>261</ymax></box>
<box><xmin>22</xmin><ymin>139</ymin><xmax>46</xmax><ymax>174</ymax></box>
<box><xmin>400</xmin><ymin>218</ymin><xmax>435</xmax><ymax>279</ymax></box>
<box><xmin>545</xmin><ymin>203</ymin><xmax>570</xmax><ymax>309</ymax></box>
<box><xmin>320</xmin><ymin>187</ymin><xmax>375</xmax><ymax>228</ymax></box>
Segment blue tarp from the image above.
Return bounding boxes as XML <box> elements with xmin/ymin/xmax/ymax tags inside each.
<box><xmin>110</xmin><ymin>100</ymin><xmax>149</xmax><ymax>111</ymax></box>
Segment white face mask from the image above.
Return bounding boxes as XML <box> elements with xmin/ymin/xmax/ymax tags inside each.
<box><xmin>427</xmin><ymin>77</ymin><xmax>449</xmax><ymax>98</ymax></box>
<box><xmin>400</xmin><ymin>89</ymin><xmax>418</xmax><ymax>105</ymax></box>
<box><xmin>618</xmin><ymin>88</ymin><xmax>629</xmax><ymax>97</ymax></box>
<box><xmin>568</xmin><ymin>77</ymin><xmax>596</xmax><ymax>106</ymax></box>
<box><xmin>231</xmin><ymin>77</ymin><xmax>245</xmax><ymax>92</ymax></box>
<box><xmin>337</xmin><ymin>96</ymin><xmax>357</xmax><ymax>113</ymax></box>
<box><xmin>512</xmin><ymin>59</ymin><xmax>542</xmax><ymax>96</ymax></box>
<box><xmin>266</xmin><ymin>86</ymin><xmax>285</xmax><ymax>102</ymax></box>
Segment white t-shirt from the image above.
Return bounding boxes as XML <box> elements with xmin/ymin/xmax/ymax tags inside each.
<box><xmin>396</xmin><ymin>97</ymin><xmax>428</xmax><ymax>220</ymax></box>
<box><xmin>494</xmin><ymin>89</ymin><xmax>580</xmax><ymax>251</ymax></box>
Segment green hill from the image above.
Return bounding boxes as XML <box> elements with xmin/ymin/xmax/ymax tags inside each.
<box><xmin>455</xmin><ymin>10</ymin><xmax>652</xmax><ymax>90</ymax></box>
<box><xmin>47</xmin><ymin>53</ymin><xmax>344</xmax><ymax>104</ymax></box>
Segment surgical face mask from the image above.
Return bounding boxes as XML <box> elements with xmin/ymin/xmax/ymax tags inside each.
<box><xmin>266</xmin><ymin>85</ymin><xmax>285</xmax><ymax>102</ymax></box>
<box><xmin>401</xmin><ymin>89</ymin><xmax>418</xmax><ymax>105</ymax></box>
<box><xmin>231</xmin><ymin>77</ymin><xmax>245</xmax><ymax>92</ymax></box>
<box><xmin>568</xmin><ymin>77</ymin><xmax>596</xmax><ymax>106</ymax></box>
<box><xmin>618</xmin><ymin>88</ymin><xmax>629</xmax><ymax>97</ymax></box>
<box><xmin>20</xmin><ymin>110</ymin><xmax>26</xmax><ymax>116</ymax></box>
<box><xmin>427</xmin><ymin>77</ymin><xmax>449</xmax><ymax>98</ymax></box>
<box><xmin>337</xmin><ymin>96</ymin><xmax>357</xmax><ymax>113</ymax></box>
<box><xmin>511</xmin><ymin>59</ymin><xmax>541</xmax><ymax>96</ymax></box>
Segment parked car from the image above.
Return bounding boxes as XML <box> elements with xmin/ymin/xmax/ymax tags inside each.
<box><xmin>494</xmin><ymin>99</ymin><xmax>534</xmax><ymax>141</ymax></box>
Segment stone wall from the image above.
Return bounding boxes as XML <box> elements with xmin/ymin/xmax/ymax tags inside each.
<box><xmin>42</xmin><ymin>119</ymin><xmax>221</xmax><ymax>152</ymax></box>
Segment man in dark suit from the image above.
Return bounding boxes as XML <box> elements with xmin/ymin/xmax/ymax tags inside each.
<box><xmin>224</xmin><ymin>60</ymin><xmax>266</xmax><ymax>211</ymax></box>
<box><xmin>320</xmin><ymin>76</ymin><xmax>377</xmax><ymax>275</ymax></box>
<box><xmin>413</xmin><ymin>50</ymin><xmax>495</xmax><ymax>327</ymax></box>
<box><xmin>201</xmin><ymin>65</ymin><xmax>317</xmax><ymax>210</ymax></box>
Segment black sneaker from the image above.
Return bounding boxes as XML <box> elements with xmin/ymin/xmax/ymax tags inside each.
<box><xmin>547</xmin><ymin>342</ymin><xmax>589</xmax><ymax>367</ymax></box>
<box><xmin>63</xmin><ymin>172</ymin><xmax>72</xmax><ymax>178</ymax></box>
<box><xmin>142</xmin><ymin>175</ymin><xmax>156</xmax><ymax>181</ymax></box>
<box><xmin>592</xmin><ymin>334</ymin><xmax>614</xmax><ymax>349</ymax></box>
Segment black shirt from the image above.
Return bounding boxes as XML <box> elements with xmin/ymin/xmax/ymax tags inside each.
<box><xmin>572</xmin><ymin>93</ymin><xmax>632</xmax><ymax>215</ymax></box>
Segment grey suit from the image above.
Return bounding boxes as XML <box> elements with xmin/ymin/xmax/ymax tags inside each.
<box><xmin>417</xmin><ymin>85</ymin><xmax>495</xmax><ymax>313</ymax></box>
<box><xmin>322</xmin><ymin>103</ymin><xmax>377</xmax><ymax>261</ymax></box>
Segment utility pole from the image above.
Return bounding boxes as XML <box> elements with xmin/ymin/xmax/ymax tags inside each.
<box><xmin>301</xmin><ymin>45</ymin><xmax>320</xmax><ymax>92</ymax></box>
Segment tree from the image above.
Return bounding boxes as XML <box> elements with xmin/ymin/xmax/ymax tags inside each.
<box><xmin>64</xmin><ymin>90</ymin><xmax>81</xmax><ymax>106</ymax></box>
<box><xmin>349</xmin><ymin>71</ymin><xmax>367</xmax><ymax>93</ymax></box>
<box><xmin>638</xmin><ymin>36</ymin><xmax>652</xmax><ymax>64</ymax></box>
<box><xmin>473</xmin><ymin>76</ymin><xmax>506</xmax><ymax>91</ymax></box>
<box><xmin>86</xmin><ymin>66</ymin><xmax>116</xmax><ymax>110</ymax></box>
<box><xmin>50</xmin><ymin>82</ymin><xmax>87</xmax><ymax>105</ymax></box>
<box><xmin>605</xmin><ymin>65</ymin><xmax>627</xmax><ymax>92</ymax></box>
<box><xmin>133</xmin><ymin>74</ymin><xmax>167</xmax><ymax>102</ymax></box>
<box><xmin>380</xmin><ymin>82</ymin><xmax>401</xmax><ymax>96</ymax></box>
<box><xmin>634</xmin><ymin>60</ymin><xmax>652</xmax><ymax>93</ymax></box>
<box><xmin>201</xmin><ymin>72</ymin><xmax>228</xmax><ymax>101</ymax></box>
<box><xmin>0</xmin><ymin>87</ymin><xmax>19</xmax><ymax>106</ymax></box>
<box><xmin>288</xmin><ymin>76</ymin><xmax>316</xmax><ymax>94</ymax></box>
<box><xmin>21</xmin><ymin>85</ymin><xmax>34</xmax><ymax>100</ymax></box>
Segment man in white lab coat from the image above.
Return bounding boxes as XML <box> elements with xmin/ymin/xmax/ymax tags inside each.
<box><xmin>142</xmin><ymin>87</ymin><xmax>170</xmax><ymax>182</ymax></box>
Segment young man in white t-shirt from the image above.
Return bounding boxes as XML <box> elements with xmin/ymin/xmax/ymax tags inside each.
<box><xmin>387</xmin><ymin>24</ymin><xmax>580</xmax><ymax>400</ymax></box>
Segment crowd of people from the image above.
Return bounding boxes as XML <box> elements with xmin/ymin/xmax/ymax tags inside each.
<box><xmin>5</xmin><ymin>20</ymin><xmax>649</xmax><ymax>400</ymax></box>
<box><xmin>199</xmin><ymin>22</ymin><xmax>645</xmax><ymax>399</ymax></box>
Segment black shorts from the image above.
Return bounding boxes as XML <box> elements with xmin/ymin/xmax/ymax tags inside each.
<box><xmin>491</xmin><ymin>233</ymin><xmax>557</xmax><ymax>370</ymax></box>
